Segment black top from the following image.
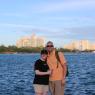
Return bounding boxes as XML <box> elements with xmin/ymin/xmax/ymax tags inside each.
<box><xmin>33</xmin><ymin>59</ymin><xmax>49</xmax><ymax>85</ymax></box>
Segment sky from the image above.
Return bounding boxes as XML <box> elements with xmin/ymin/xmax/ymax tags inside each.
<box><xmin>0</xmin><ymin>0</ymin><xmax>95</xmax><ymax>47</ymax></box>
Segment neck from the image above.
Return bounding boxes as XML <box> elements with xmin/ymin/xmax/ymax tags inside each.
<box><xmin>40</xmin><ymin>58</ymin><xmax>45</xmax><ymax>61</ymax></box>
<box><xmin>48</xmin><ymin>49</ymin><xmax>55</xmax><ymax>55</ymax></box>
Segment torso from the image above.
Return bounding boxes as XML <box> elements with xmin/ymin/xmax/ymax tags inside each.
<box><xmin>33</xmin><ymin>59</ymin><xmax>49</xmax><ymax>85</ymax></box>
<box><xmin>47</xmin><ymin>50</ymin><xmax>63</xmax><ymax>81</ymax></box>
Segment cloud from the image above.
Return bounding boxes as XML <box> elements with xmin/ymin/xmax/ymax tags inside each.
<box><xmin>45</xmin><ymin>16</ymin><xmax>95</xmax><ymax>21</ymax></box>
<box><xmin>39</xmin><ymin>26</ymin><xmax>95</xmax><ymax>41</ymax></box>
<box><xmin>0</xmin><ymin>23</ymin><xmax>34</xmax><ymax>28</ymax></box>
<box><xmin>0</xmin><ymin>13</ymin><xmax>26</xmax><ymax>17</ymax></box>
<box><xmin>0</xmin><ymin>0</ymin><xmax>95</xmax><ymax>18</ymax></box>
<box><xmin>0</xmin><ymin>23</ymin><xmax>59</xmax><ymax>34</ymax></box>
<box><xmin>32</xmin><ymin>0</ymin><xmax>95</xmax><ymax>13</ymax></box>
<box><xmin>0</xmin><ymin>23</ymin><xmax>95</xmax><ymax>41</ymax></box>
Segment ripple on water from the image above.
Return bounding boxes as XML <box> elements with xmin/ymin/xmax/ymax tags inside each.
<box><xmin>0</xmin><ymin>53</ymin><xmax>95</xmax><ymax>95</ymax></box>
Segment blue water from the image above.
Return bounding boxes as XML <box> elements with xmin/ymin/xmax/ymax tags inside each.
<box><xmin>0</xmin><ymin>53</ymin><xmax>95</xmax><ymax>95</ymax></box>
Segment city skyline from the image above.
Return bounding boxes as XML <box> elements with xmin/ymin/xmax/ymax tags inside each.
<box><xmin>16</xmin><ymin>34</ymin><xmax>95</xmax><ymax>50</ymax></box>
<box><xmin>0</xmin><ymin>0</ymin><xmax>95</xmax><ymax>47</ymax></box>
<box><xmin>64</xmin><ymin>40</ymin><xmax>95</xmax><ymax>50</ymax></box>
<box><xmin>16</xmin><ymin>34</ymin><xmax>45</xmax><ymax>48</ymax></box>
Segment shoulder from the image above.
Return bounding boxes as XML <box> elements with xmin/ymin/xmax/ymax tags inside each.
<box><xmin>58</xmin><ymin>51</ymin><xmax>66</xmax><ymax>62</ymax></box>
<box><xmin>35</xmin><ymin>59</ymin><xmax>41</xmax><ymax>65</ymax></box>
<box><xmin>58</xmin><ymin>51</ymin><xmax>64</xmax><ymax>56</ymax></box>
<box><xmin>35</xmin><ymin>59</ymin><xmax>40</xmax><ymax>62</ymax></box>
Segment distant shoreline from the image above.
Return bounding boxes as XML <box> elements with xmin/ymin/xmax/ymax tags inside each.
<box><xmin>0</xmin><ymin>51</ymin><xmax>94</xmax><ymax>54</ymax></box>
<box><xmin>0</xmin><ymin>45</ymin><xmax>95</xmax><ymax>54</ymax></box>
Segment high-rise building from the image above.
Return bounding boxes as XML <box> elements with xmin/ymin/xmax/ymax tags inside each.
<box><xmin>64</xmin><ymin>40</ymin><xmax>95</xmax><ymax>51</ymax></box>
<box><xmin>90</xmin><ymin>43</ymin><xmax>95</xmax><ymax>50</ymax></box>
<box><xmin>80</xmin><ymin>40</ymin><xmax>90</xmax><ymax>50</ymax></box>
<box><xmin>16</xmin><ymin>34</ymin><xmax>45</xmax><ymax>48</ymax></box>
<box><xmin>30</xmin><ymin>34</ymin><xmax>37</xmax><ymax>47</ymax></box>
<box><xmin>16</xmin><ymin>37</ymin><xmax>30</xmax><ymax>48</ymax></box>
<box><xmin>36</xmin><ymin>37</ymin><xmax>45</xmax><ymax>47</ymax></box>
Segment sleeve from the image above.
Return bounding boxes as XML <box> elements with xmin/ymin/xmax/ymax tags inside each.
<box><xmin>58</xmin><ymin>52</ymin><xmax>67</xmax><ymax>65</ymax></box>
<box><xmin>34</xmin><ymin>61</ymin><xmax>40</xmax><ymax>71</ymax></box>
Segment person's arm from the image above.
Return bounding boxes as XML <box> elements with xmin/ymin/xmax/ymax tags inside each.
<box><xmin>35</xmin><ymin>70</ymin><xmax>51</xmax><ymax>75</ymax></box>
<box><xmin>58</xmin><ymin>52</ymin><xmax>67</xmax><ymax>79</ymax></box>
<box><xmin>34</xmin><ymin>60</ymin><xmax>51</xmax><ymax>75</ymax></box>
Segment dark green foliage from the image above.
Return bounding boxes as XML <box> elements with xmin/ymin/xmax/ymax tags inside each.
<box><xmin>0</xmin><ymin>45</ymin><xmax>43</xmax><ymax>53</ymax></box>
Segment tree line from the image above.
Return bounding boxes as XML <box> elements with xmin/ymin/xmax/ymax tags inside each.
<box><xmin>0</xmin><ymin>45</ymin><xmax>93</xmax><ymax>54</ymax></box>
<box><xmin>0</xmin><ymin>45</ymin><xmax>72</xmax><ymax>53</ymax></box>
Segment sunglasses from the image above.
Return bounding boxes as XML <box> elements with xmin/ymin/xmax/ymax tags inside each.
<box><xmin>46</xmin><ymin>45</ymin><xmax>54</xmax><ymax>47</ymax></box>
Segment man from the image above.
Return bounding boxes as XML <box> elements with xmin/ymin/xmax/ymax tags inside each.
<box><xmin>45</xmin><ymin>41</ymin><xmax>67</xmax><ymax>95</ymax></box>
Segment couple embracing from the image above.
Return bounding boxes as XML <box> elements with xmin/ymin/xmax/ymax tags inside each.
<box><xmin>33</xmin><ymin>41</ymin><xmax>67</xmax><ymax>95</ymax></box>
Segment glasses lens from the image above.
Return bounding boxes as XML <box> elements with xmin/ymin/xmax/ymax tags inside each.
<box><xmin>47</xmin><ymin>45</ymin><xmax>53</xmax><ymax>47</ymax></box>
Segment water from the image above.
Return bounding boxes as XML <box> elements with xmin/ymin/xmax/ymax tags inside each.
<box><xmin>0</xmin><ymin>53</ymin><xmax>95</xmax><ymax>95</ymax></box>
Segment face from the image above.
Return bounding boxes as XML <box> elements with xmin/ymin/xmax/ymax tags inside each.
<box><xmin>46</xmin><ymin>43</ymin><xmax>54</xmax><ymax>52</ymax></box>
<box><xmin>41</xmin><ymin>54</ymin><xmax>48</xmax><ymax>60</ymax></box>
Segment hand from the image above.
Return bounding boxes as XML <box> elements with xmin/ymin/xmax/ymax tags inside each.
<box><xmin>49</xmin><ymin>69</ymin><xmax>53</xmax><ymax>76</ymax></box>
<box><xmin>47</xmin><ymin>70</ymin><xmax>52</xmax><ymax>75</ymax></box>
<box><xmin>61</xmin><ymin>79</ymin><xmax>65</xmax><ymax>85</ymax></box>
